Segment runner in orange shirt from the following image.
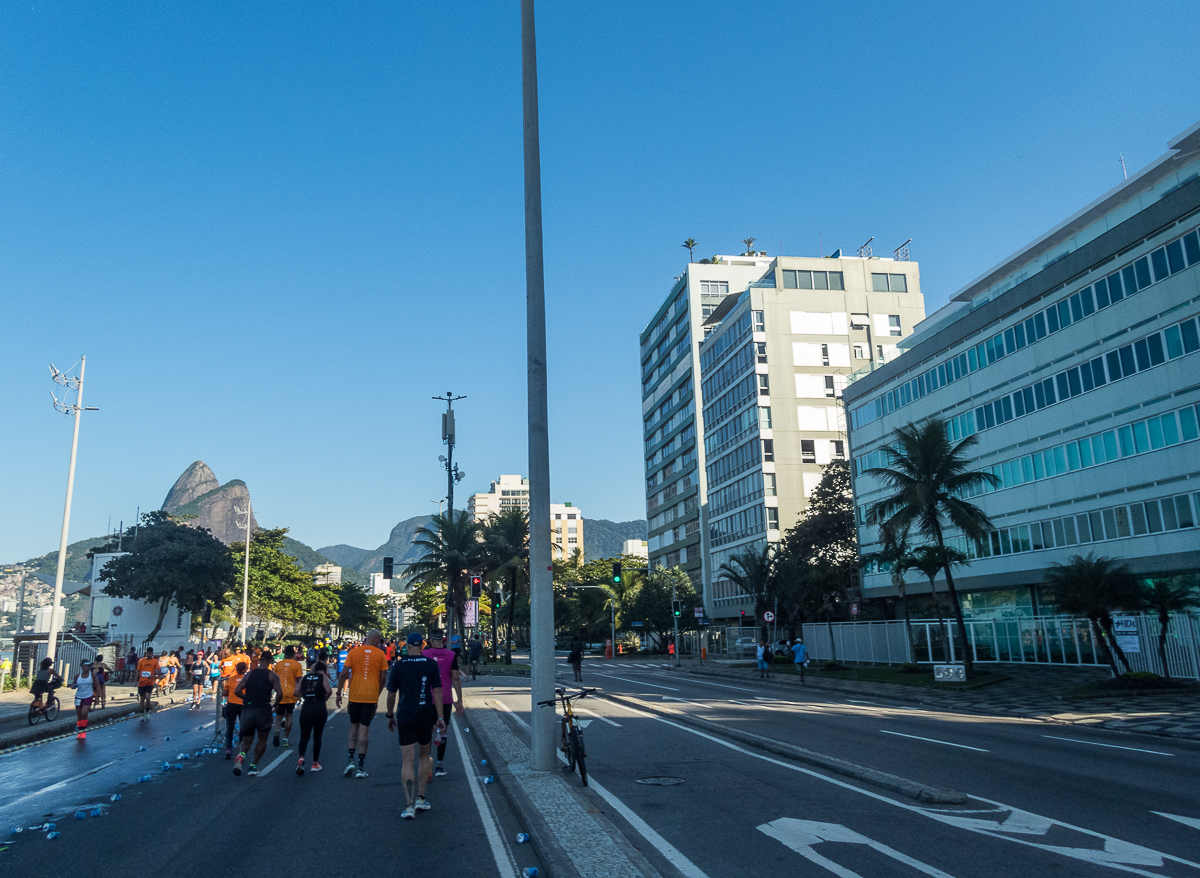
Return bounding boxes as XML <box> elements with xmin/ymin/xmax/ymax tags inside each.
<box><xmin>136</xmin><ymin>648</ymin><xmax>160</xmax><ymax>720</ymax></box>
<box><xmin>223</xmin><ymin>662</ymin><xmax>248</xmax><ymax>758</ymax></box>
<box><xmin>272</xmin><ymin>646</ymin><xmax>305</xmax><ymax>748</ymax></box>
<box><xmin>335</xmin><ymin>629</ymin><xmax>388</xmax><ymax>778</ymax></box>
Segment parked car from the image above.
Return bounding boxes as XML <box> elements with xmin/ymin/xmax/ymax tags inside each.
<box><xmin>733</xmin><ymin>636</ymin><xmax>758</xmax><ymax>657</ymax></box>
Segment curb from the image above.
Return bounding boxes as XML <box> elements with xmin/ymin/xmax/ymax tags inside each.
<box><xmin>464</xmin><ymin>703</ymin><xmax>578</xmax><ymax>878</ymax></box>
<box><xmin>0</xmin><ymin>694</ymin><xmax>198</xmax><ymax>754</ymax></box>
<box><xmin>601</xmin><ymin>691</ymin><xmax>969</xmax><ymax>805</ymax></box>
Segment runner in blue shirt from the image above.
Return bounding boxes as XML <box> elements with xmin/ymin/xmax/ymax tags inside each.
<box><xmin>337</xmin><ymin>647</ymin><xmax>349</xmax><ymax>674</ymax></box>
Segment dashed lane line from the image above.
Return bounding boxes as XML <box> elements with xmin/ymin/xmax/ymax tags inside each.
<box><xmin>591</xmin><ymin>673</ymin><xmax>680</xmax><ymax>691</ymax></box>
<box><xmin>1041</xmin><ymin>735</ymin><xmax>1173</xmax><ymax>756</ymax></box>
<box><xmin>879</xmin><ymin>730</ymin><xmax>988</xmax><ymax>752</ymax></box>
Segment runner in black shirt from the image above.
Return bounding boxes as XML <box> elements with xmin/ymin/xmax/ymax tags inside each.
<box><xmin>233</xmin><ymin>651</ymin><xmax>282</xmax><ymax>777</ymax></box>
<box><xmin>294</xmin><ymin>661</ymin><xmax>332</xmax><ymax>775</ymax></box>
<box><xmin>386</xmin><ymin>632</ymin><xmax>445</xmax><ymax>819</ymax></box>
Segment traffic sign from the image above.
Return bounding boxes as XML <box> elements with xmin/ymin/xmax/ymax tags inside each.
<box><xmin>762</xmin><ymin>611</ymin><xmax>775</xmax><ymax>622</ymax></box>
<box><xmin>631</xmin><ymin>620</ymin><xmax>644</xmax><ymax>627</ymax></box>
<box><xmin>693</xmin><ymin>607</ymin><xmax>703</xmax><ymax>617</ymax></box>
<box><xmin>850</xmin><ymin>602</ymin><xmax>859</xmax><ymax>617</ymax></box>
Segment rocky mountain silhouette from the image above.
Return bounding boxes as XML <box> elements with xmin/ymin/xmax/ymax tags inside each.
<box><xmin>162</xmin><ymin>461</ymin><xmax>258</xmax><ymax>546</ymax></box>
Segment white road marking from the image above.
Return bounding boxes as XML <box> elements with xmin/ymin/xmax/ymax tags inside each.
<box><xmin>663</xmin><ymin>696</ymin><xmax>709</xmax><ymax>708</ymax></box>
<box><xmin>1042</xmin><ymin>735</ymin><xmax>1173</xmax><ymax>756</ymax></box>
<box><xmin>256</xmin><ymin>747</ymin><xmax>294</xmax><ymax>777</ymax></box>
<box><xmin>730</xmin><ymin>699</ymin><xmax>791</xmax><ymax>712</ymax></box>
<box><xmin>655</xmin><ymin>676</ymin><xmax>758</xmax><ymax>693</ymax></box>
<box><xmin>613</xmin><ymin>696</ymin><xmax>1200</xmax><ymax>875</ymax></box>
<box><xmin>846</xmin><ymin>699</ymin><xmax>876</xmax><ymax>704</ymax></box>
<box><xmin>454</xmin><ymin>715</ymin><xmax>518</xmax><ymax>878</ymax></box>
<box><xmin>1154</xmin><ymin>812</ymin><xmax>1200</xmax><ymax>831</ymax></box>
<box><xmin>880</xmin><ymin>730</ymin><xmax>988</xmax><ymax>752</ymax></box>
<box><xmin>759</xmin><ymin>818</ymin><xmax>958</xmax><ymax>878</ymax></box>
<box><xmin>492</xmin><ymin>699</ymin><xmax>529</xmax><ymax>731</ymax></box>
<box><xmin>592</xmin><ymin>673</ymin><xmax>680</xmax><ymax>691</ymax></box>
<box><xmin>577</xmin><ymin>707</ymin><xmax>621</xmax><ymax>727</ymax></box>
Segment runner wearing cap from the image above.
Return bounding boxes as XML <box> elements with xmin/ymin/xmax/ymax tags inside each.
<box><xmin>336</xmin><ymin>629</ymin><xmax>388</xmax><ymax>778</ymax></box>
<box><xmin>71</xmin><ymin>660</ymin><xmax>96</xmax><ymax>740</ymax></box>
<box><xmin>386</xmin><ymin>632</ymin><xmax>445</xmax><ymax>819</ymax></box>
<box><xmin>422</xmin><ymin>629</ymin><xmax>464</xmax><ymax>778</ymax></box>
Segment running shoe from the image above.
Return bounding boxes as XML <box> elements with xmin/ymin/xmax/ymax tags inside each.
<box><xmin>355</xmin><ymin>768</ymin><xmax>368</xmax><ymax>779</ymax></box>
<box><xmin>415</xmin><ymin>796</ymin><xmax>431</xmax><ymax>812</ymax></box>
<box><xmin>401</xmin><ymin>804</ymin><xmax>416</xmax><ymax>820</ymax></box>
<box><xmin>76</xmin><ymin>732</ymin><xmax>86</xmax><ymax>741</ymax></box>
<box><xmin>273</xmin><ymin>731</ymin><xmax>280</xmax><ymax>748</ymax></box>
<box><xmin>296</xmin><ymin>758</ymin><xmax>305</xmax><ymax>776</ymax></box>
<box><xmin>310</xmin><ymin>762</ymin><xmax>322</xmax><ymax>772</ymax></box>
<box><xmin>343</xmin><ymin>762</ymin><xmax>356</xmax><ymax>777</ymax></box>
<box><xmin>225</xmin><ymin>749</ymin><xmax>232</xmax><ymax>760</ymax></box>
<box><xmin>233</xmin><ymin>754</ymin><xmax>244</xmax><ymax>776</ymax></box>
<box><xmin>282</xmin><ymin>737</ymin><xmax>289</xmax><ymax>747</ymax></box>
<box><xmin>434</xmin><ymin>763</ymin><xmax>447</xmax><ymax>777</ymax></box>
<box><xmin>247</xmin><ymin>764</ymin><xmax>259</xmax><ymax>777</ymax></box>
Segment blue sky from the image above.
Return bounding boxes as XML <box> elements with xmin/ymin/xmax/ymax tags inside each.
<box><xmin>2</xmin><ymin>2</ymin><xmax>1198</xmax><ymax>562</ymax></box>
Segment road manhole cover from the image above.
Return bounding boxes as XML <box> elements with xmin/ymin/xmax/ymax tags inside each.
<box><xmin>635</xmin><ymin>776</ymin><xmax>687</xmax><ymax>786</ymax></box>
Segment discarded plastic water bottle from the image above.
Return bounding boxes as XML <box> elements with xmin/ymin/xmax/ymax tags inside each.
<box><xmin>523</xmin><ymin>868</ymin><xmax>538</xmax><ymax>877</ymax></box>
<box><xmin>110</xmin><ymin>794</ymin><xmax>121</xmax><ymax>802</ymax></box>
<box><xmin>46</xmin><ymin>831</ymin><xmax>60</xmax><ymax>840</ymax></box>
<box><xmin>11</xmin><ymin>826</ymin><xmax>23</xmax><ymax>834</ymax></box>
<box><xmin>42</xmin><ymin>823</ymin><xmax>55</xmax><ymax>832</ymax></box>
<box><xmin>90</xmin><ymin>809</ymin><xmax>102</xmax><ymax>818</ymax></box>
<box><xmin>463</xmin><ymin>727</ymin><xmax>470</xmax><ymax>732</ymax></box>
<box><xmin>137</xmin><ymin>746</ymin><xmax>146</xmax><ymax>752</ymax></box>
<box><xmin>164</xmin><ymin>736</ymin><xmax>170</xmax><ymax>741</ymax></box>
<box><xmin>483</xmin><ymin>776</ymin><xmax>495</xmax><ymax>784</ymax></box>
<box><xmin>138</xmin><ymin>775</ymin><xmax>152</xmax><ymax>783</ymax></box>
<box><xmin>516</xmin><ymin>832</ymin><xmax>530</xmax><ymax>844</ymax></box>
<box><xmin>174</xmin><ymin>763</ymin><xmax>184</xmax><ymax>770</ymax></box>
<box><xmin>160</xmin><ymin>763</ymin><xmax>170</xmax><ymax>772</ymax></box>
<box><xmin>480</xmin><ymin>759</ymin><xmax>488</xmax><ymax>766</ymax></box>
<box><xmin>74</xmin><ymin>811</ymin><xmax>87</xmax><ymax>820</ymax></box>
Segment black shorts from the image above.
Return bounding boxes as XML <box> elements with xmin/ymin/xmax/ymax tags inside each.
<box><xmin>240</xmin><ymin>706</ymin><xmax>273</xmax><ymax>733</ymax></box>
<box><xmin>275</xmin><ymin>701</ymin><xmax>296</xmax><ymax>715</ymax></box>
<box><xmin>347</xmin><ymin>701</ymin><xmax>377</xmax><ymax>726</ymax></box>
<box><xmin>397</xmin><ymin>707</ymin><xmax>437</xmax><ymax>747</ymax></box>
<box><xmin>137</xmin><ymin>685</ymin><xmax>154</xmax><ymax>698</ymax></box>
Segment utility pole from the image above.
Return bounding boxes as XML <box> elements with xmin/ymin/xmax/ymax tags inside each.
<box><xmin>235</xmin><ymin>502</ymin><xmax>253</xmax><ymax>644</ymax></box>
<box><xmin>434</xmin><ymin>392</ymin><xmax>466</xmax><ymax>637</ymax></box>
<box><xmin>522</xmin><ymin>0</ymin><xmax>556</xmax><ymax>772</ymax></box>
<box><xmin>46</xmin><ymin>357</ymin><xmax>98</xmax><ymax>662</ymax></box>
<box><xmin>671</xmin><ymin>570</ymin><xmax>680</xmax><ymax>668</ymax></box>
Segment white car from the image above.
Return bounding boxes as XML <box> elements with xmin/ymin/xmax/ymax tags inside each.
<box><xmin>733</xmin><ymin>636</ymin><xmax>758</xmax><ymax>657</ymax></box>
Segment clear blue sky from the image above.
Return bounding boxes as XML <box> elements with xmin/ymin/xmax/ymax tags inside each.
<box><xmin>2</xmin><ymin>2</ymin><xmax>1198</xmax><ymax>562</ymax></box>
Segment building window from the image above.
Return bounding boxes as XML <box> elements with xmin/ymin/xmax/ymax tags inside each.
<box><xmin>758</xmin><ymin>375</ymin><xmax>770</xmax><ymax>396</ymax></box>
<box><xmin>889</xmin><ymin>315</ymin><xmax>902</xmax><ymax>336</ymax></box>
<box><xmin>762</xmin><ymin>438</ymin><xmax>775</xmax><ymax>461</ymax></box>
<box><xmin>767</xmin><ymin>507</ymin><xmax>780</xmax><ymax>529</ymax></box>
<box><xmin>759</xmin><ymin>406</ymin><xmax>772</xmax><ymax>429</ymax></box>
<box><xmin>801</xmin><ymin>440</ymin><xmax>815</xmax><ymax>463</ymax></box>
<box><xmin>701</xmin><ymin>305</ymin><xmax>713</xmax><ymax>317</ymax></box>
<box><xmin>832</xmin><ymin>439</ymin><xmax>845</xmax><ymax>459</ymax></box>
<box><xmin>872</xmin><ymin>273</ymin><xmax>909</xmax><ymax>292</ymax></box>
<box><xmin>700</xmin><ymin>280</ymin><xmax>729</xmax><ymax>295</ymax></box>
<box><xmin>764</xmin><ymin>473</ymin><xmax>777</xmax><ymax>496</ymax></box>
<box><xmin>850</xmin><ymin>313</ymin><xmax>869</xmax><ymax>329</ymax></box>
<box><xmin>853</xmin><ymin>343</ymin><xmax>866</xmax><ymax>360</ymax></box>
<box><xmin>568</xmin><ymin>537</ymin><xmax>577</xmax><ymax>544</ymax></box>
<box><xmin>783</xmin><ymin>270</ymin><xmax>845</xmax><ymax>291</ymax></box>
<box><xmin>753</xmin><ymin>310</ymin><xmax>765</xmax><ymax>332</ymax></box>
<box><xmin>821</xmin><ymin>344</ymin><xmax>830</xmax><ymax>366</ymax></box>
<box><xmin>825</xmin><ymin>375</ymin><xmax>836</xmax><ymax>398</ymax></box>
<box><xmin>756</xmin><ymin>342</ymin><xmax>767</xmax><ymax>364</ymax></box>
<box><xmin>685</xmin><ymin>520</ymin><xmax>700</xmax><ymax>536</ymax></box>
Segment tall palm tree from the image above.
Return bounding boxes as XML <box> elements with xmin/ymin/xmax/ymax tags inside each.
<box><xmin>741</xmin><ymin>236</ymin><xmax>757</xmax><ymax>255</ymax></box>
<box><xmin>480</xmin><ymin>507</ymin><xmax>529</xmax><ymax>665</ymax></box>
<box><xmin>405</xmin><ymin>510</ymin><xmax>485</xmax><ymax>637</ymax></box>
<box><xmin>718</xmin><ymin>543</ymin><xmax>774</xmax><ymax>642</ymax></box>
<box><xmin>682</xmin><ymin>238</ymin><xmax>698</xmax><ymax>262</ymax></box>
<box><xmin>1045</xmin><ymin>553</ymin><xmax>1140</xmax><ymax>675</ymax></box>
<box><xmin>867</xmin><ymin>418</ymin><xmax>998</xmax><ymax>676</ymax></box>
<box><xmin>863</xmin><ymin>523</ymin><xmax>916</xmax><ymax>661</ymax></box>
<box><xmin>1141</xmin><ymin>575</ymin><xmax>1199</xmax><ymax>680</ymax></box>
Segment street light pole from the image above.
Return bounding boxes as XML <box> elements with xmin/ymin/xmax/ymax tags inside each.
<box><xmin>46</xmin><ymin>357</ymin><xmax>97</xmax><ymax>663</ymax></box>
<box><xmin>434</xmin><ymin>392</ymin><xmax>466</xmax><ymax>637</ymax></box>
<box><xmin>521</xmin><ymin>0</ymin><xmax>556</xmax><ymax>772</ymax></box>
<box><xmin>235</xmin><ymin>502</ymin><xmax>253</xmax><ymax>644</ymax></box>
<box><xmin>672</xmin><ymin>571</ymin><xmax>680</xmax><ymax>669</ymax></box>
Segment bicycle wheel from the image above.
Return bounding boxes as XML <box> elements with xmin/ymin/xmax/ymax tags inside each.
<box><xmin>28</xmin><ymin>703</ymin><xmax>39</xmax><ymax>725</ymax></box>
<box><xmin>564</xmin><ymin>724</ymin><xmax>576</xmax><ymax>772</ymax></box>
<box><xmin>569</xmin><ymin>727</ymin><xmax>587</xmax><ymax>786</ymax></box>
<box><xmin>45</xmin><ymin>697</ymin><xmax>60</xmax><ymax>722</ymax></box>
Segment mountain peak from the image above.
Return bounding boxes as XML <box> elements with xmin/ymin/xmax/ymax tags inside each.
<box><xmin>162</xmin><ymin>461</ymin><xmax>219</xmax><ymax>512</ymax></box>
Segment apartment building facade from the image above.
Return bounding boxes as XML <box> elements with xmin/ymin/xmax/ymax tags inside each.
<box><xmin>844</xmin><ymin>120</ymin><xmax>1200</xmax><ymax>617</ymax></box>
<box><xmin>467</xmin><ymin>474</ymin><xmax>584</xmax><ymax>558</ymax></box>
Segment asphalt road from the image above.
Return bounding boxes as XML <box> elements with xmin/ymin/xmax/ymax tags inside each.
<box><xmin>0</xmin><ymin>695</ymin><xmax>540</xmax><ymax>878</ymax></box>
<box><xmin>479</xmin><ymin>656</ymin><xmax>1200</xmax><ymax>878</ymax></box>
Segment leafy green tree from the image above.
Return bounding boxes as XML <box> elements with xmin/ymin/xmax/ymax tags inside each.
<box><xmin>682</xmin><ymin>238</ymin><xmax>697</xmax><ymax>261</ymax></box>
<box><xmin>1045</xmin><ymin>554</ymin><xmax>1141</xmax><ymax>675</ymax></box>
<box><xmin>96</xmin><ymin>511</ymin><xmax>237</xmax><ymax>642</ymax></box>
<box><xmin>718</xmin><ymin>543</ymin><xmax>774</xmax><ymax>642</ymax></box>
<box><xmin>336</xmin><ymin>582</ymin><xmax>387</xmax><ymax>636</ymax></box>
<box><xmin>229</xmin><ymin>528</ymin><xmax>337</xmax><ymax>637</ymax></box>
<box><xmin>629</xmin><ymin>566</ymin><xmax>696</xmax><ymax>653</ymax></box>
<box><xmin>741</xmin><ymin>236</ymin><xmax>757</xmax><ymax>255</ymax></box>
<box><xmin>867</xmin><ymin>418</ymin><xmax>998</xmax><ymax>676</ymax></box>
<box><xmin>908</xmin><ymin>543</ymin><xmax>967</xmax><ymax>630</ymax></box>
<box><xmin>862</xmin><ymin>523</ymin><xmax>916</xmax><ymax>658</ymax></box>
<box><xmin>402</xmin><ymin>579</ymin><xmax>444</xmax><ymax>630</ymax></box>
<box><xmin>480</xmin><ymin>507</ymin><xmax>529</xmax><ymax>664</ymax></box>
<box><xmin>406</xmin><ymin>510</ymin><xmax>485</xmax><ymax>637</ymax></box>
<box><xmin>1140</xmin><ymin>575</ymin><xmax>1199</xmax><ymax>680</ymax></box>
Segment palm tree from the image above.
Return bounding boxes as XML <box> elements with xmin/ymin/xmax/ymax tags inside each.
<box><xmin>718</xmin><ymin>543</ymin><xmax>774</xmax><ymax>642</ymax></box>
<box><xmin>682</xmin><ymin>238</ymin><xmax>697</xmax><ymax>262</ymax></box>
<box><xmin>1141</xmin><ymin>575</ymin><xmax>1199</xmax><ymax>679</ymax></box>
<box><xmin>1045</xmin><ymin>554</ymin><xmax>1141</xmax><ymax>676</ymax></box>
<box><xmin>741</xmin><ymin>237</ymin><xmax>757</xmax><ymax>255</ymax></box>
<box><xmin>405</xmin><ymin>510</ymin><xmax>485</xmax><ymax>637</ymax></box>
<box><xmin>867</xmin><ymin>418</ymin><xmax>999</xmax><ymax>676</ymax></box>
<box><xmin>480</xmin><ymin>507</ymin><xmax>529</xmax><ymax>665</ymax></box>
<box><xmin>863</xmin><ymin>523</ymin><xmax>916</xmax><ymax>661</ymax></box>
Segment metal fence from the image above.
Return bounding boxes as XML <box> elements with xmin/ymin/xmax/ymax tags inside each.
<box><xmin>715</xmin><ymin>614</ymin><xmax>1200</xmax><ymax>680</ymax></box>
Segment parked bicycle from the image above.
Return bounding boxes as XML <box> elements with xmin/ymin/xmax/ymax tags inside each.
<box><xmin>537</xmin><ymin>686</ymin><xmax>595</xmax><ymax>786</ymax></box>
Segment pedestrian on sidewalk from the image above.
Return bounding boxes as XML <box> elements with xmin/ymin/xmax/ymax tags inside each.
<box><xmin>423</xmin><ymin>629</ymin><xmax>464</xmax><ymax>778</ymax></box>
<box><xmin>756</xmin><ymin>640</ymin><xmax>771</xmax><ymax>679</ymax></box>
<box><xmin>136</xmin><ymin>648</ymin><xmax>159</xmax><ymax>719</ymax></box>
<box><xmin>295</xmin><ymin>660</ymin><xmax>331</xmax><ymax>775</ymax></box>
<box><xmin>467</xmin><ymin>635</ymin><xmax>482</xmax><ymax>680</ymax></box>
<box><xmin>790</xmin><ymin>639</ymin><xmax>809</xmax><ymax>683</ymax></box>
<box><xmin>336</xmin><ymin>629</ymin><xmax>389</xmax><ymax>779</ymax></box>
<box><xmin>233</xmin><ymin>651</ymin><xmax>283</xmax><ymax>777</ymax></box>
<box><xmin>92</xmin><ymin>656</ymin><xmax>110</xmax><ymax>709</ymax></box>
<box><xmin>386</xmin><ymin>631</ymin><xmax>445</xmax><ymax>819</ymax></box>
<box><xmin>70</xmin><ymin>660</ymin><xmax>95</xmax><ymax>740</ymax></box>
<box><xmin>568</xmin><ymin>636</ymin><xmax>583</xmax><ymax>683</ymax></box>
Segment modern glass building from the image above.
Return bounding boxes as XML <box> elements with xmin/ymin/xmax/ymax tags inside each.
<box><xmin>844</xmin><ymin>119</ymin><xmax>1200</xmax><ymax>618</ymax></box>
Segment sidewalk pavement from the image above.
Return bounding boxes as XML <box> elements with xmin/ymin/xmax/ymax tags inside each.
<box><xmin>677</xmin><ymin>657</ymin><xmax>1200</xmax><ymax>741</ymax></box>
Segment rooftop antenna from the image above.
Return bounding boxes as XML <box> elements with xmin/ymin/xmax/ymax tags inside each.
<box><xmin>1120</xmin><ymin>154</ymin><xmax>1128</xmax><ymax>181</ymax></box>
<box><xmin>857</xmin><ymin>236</ymin><xmax>874</xmax><ymax>258</ymax></box>
<box><xmin>894</xmin><ymin>239</ymin><xmax>912</xmax><ymax>262</ymax></box>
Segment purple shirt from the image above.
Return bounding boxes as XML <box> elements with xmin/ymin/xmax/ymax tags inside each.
<box><xmin>422</xmin><ymin>646</ymin><xmax>458</xmax><ymax>705</ymax></box>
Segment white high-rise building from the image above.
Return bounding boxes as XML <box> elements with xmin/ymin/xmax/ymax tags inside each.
<box><xmin>467</xmin><ymin>474</ymin><xmax>585</xmax><ymax>558</ymax></box>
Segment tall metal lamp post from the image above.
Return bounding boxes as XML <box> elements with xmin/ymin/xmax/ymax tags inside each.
<box><xmin>434</xmin><ymin>392</ymin><xmax>466</xmax><ymax>635</ymax></box>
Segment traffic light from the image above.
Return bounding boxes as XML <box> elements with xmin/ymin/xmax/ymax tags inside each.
<box><xmin>383</xmin><ymin>557</ymin><xmax>393</xmax><ymax>579</ymax></box>
<box><xmin>672</xmin><ymin>600</ymin><xmax>681</xmax><ymax>617</ymax></box>
<box><xmin>740</xmin><ymin>609</ymin><xmax>746</xmax><ymax>625</ymax></box>
<box><xmin>470</xmin><ymin>575</ymin><xmax>482</xmax><ymax>598</ymax></box>
<box><xmin>612</xmin><ymin>561</ymin><xmax>622</xmax><ymax>585</ymax></box>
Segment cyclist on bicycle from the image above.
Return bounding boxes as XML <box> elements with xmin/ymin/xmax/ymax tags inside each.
<box><xmin>30</xmin><ymin>658</ymin><xmax>62</xmax><ymax>714</ymax></box>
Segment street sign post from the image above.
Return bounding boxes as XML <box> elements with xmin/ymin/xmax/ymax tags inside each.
<box><xmin>762</xmin><ymin>611</ymin><xmax>775</xmax><ymax>622</ymax></box>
